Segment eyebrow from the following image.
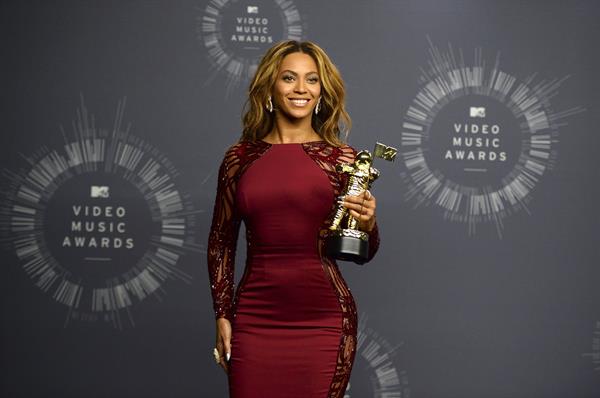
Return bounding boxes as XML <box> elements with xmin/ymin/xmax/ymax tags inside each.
<box><xmin>280</xmin><ymin>70</ymin><xmax>319</xmax><ymax>76</ymax></box>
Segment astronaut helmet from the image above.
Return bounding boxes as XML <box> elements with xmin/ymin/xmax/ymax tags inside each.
<box><xmin>354</xmin><ymin>151</ymin><xmax>371</xmax><ymax>170</ymax></box>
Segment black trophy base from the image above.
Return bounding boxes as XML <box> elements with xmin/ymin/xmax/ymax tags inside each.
<box><xmin>325</xmin><ymin>232</ymin><xmax>369</xmax><ymax>265</ymax></box>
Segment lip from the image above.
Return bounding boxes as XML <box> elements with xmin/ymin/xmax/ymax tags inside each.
<box><xmin>288</xmin><ymin>98</ymin><xmax>311</xmax><ymax>107</ymax></box>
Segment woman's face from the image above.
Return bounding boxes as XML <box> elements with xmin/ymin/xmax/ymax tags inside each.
<box><xmin>272</xmin><ymin>52</ymin><xmax>321</xmax><ymax>122</ymax></box>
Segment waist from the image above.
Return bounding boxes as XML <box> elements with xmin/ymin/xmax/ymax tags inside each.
<box><xmin>248</xmin><ymin>242</ymin><xmax>320</xmax><ymax>258</ymax></box>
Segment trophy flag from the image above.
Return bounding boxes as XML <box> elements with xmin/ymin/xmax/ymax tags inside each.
<box><xmin>373</xmin><ymin>142</ymin><xmax>398</xmax><ymax>162</ymax></box>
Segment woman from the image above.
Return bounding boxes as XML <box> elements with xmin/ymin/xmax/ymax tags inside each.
<box><xmin>207</xmin><ymin>40</ymin><xmax>380</xmax><ymax>398</ymax></box>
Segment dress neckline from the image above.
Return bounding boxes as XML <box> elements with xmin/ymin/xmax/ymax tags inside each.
<box><xmin>259</xmin><ymin>139</ymin><xmax>325</xmax><ymax>145</ymax></box>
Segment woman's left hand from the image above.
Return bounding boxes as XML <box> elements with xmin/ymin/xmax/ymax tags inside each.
<box><xmin>343</xmin><ymin>190</ymin><xmax>377</xmax><ymax>231</ymax></box>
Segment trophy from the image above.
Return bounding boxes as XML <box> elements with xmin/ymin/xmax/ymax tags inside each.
<box><xmin>326</xmin><ymin>142</ymin><xmax>397</xmax><ymax>264</ymax></box>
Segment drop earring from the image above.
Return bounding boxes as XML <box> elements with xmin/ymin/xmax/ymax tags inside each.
<box><xmin>314</xmin><ymin>96</ymin><xmax>322</xmax><ymax>115</ymax></box>
<box><xmin>266</xmin><ymin>96</ymin><xmax>273</xmax><ymax>113</ymax></box>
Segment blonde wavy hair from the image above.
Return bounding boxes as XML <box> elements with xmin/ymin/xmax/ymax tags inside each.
<box><xmin>241</xmin><ymin>41</ymin><xmax>351</xmax><ymax>146</ymax></box>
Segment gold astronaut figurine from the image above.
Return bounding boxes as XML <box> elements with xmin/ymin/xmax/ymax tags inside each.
<box><xmin>326</xmin><ymin>142</ymin><xmax>396</xmax><ymax>264</ymax></box>
<box><xmin>329</xmin><ymin>150</ymin><xmax>380</xmax><ymax>233</ymax></box>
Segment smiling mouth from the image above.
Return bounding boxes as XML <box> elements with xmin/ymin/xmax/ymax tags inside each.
<box><xmin>289</xmin><ymin>99</ymin><xmax>310</xmax><ymax>107</ymax></box>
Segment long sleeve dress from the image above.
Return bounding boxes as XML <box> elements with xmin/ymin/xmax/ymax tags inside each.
<box><xmin>207</xmin><ymin>139</ymin><xmax>380</xmax><ymax>398</ymax></box>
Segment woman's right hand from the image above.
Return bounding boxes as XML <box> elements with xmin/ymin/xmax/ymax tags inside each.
<box><xmin>215</xmin><ymin>317</ymin><xmax>232</xmax><ymax>374</ymax></box>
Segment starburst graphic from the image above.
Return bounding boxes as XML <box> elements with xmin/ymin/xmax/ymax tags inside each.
<box><xmin>197</xmin><ymin>0</ymin><xmax>305</xmax><ymax>93</ymax></box>
<box><xmin>400</xmin><ymin>39</ymin><xmax>583</xmax><ymax>237</ymax></box>
<box><xmin>0</xmin><ymin>97</ymin><xmax>203</xmax><ymax>329</ymax></box>
<box><xmin>582</xmin><ymin>321</ymin><xmax>600</xmax><ymax>372</ymax></box>
<box><xmin>345</xmin><ymin>313</ymin><xmax>409</xmax><ymax>398</ymax></box>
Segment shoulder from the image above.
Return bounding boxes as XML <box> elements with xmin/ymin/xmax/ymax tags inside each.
<box><xmin>217</xmin><ymin>139</ymin><xmax>271</xmax><ymax>179</ymax></box>
<box><xmin>337</xmin><ymin>143</ymin><xmax>357</xmax><ymax>163</ymax></box>
<box><xmin>300</xmin><ymin>142</ymin><xmax>356</xmax><ymax>171</ymax></box>
<box><xmin>222</xmin><ymin>140</ymin><xmax>251</xmax><ymax>158</ymax></box>
<box><xmin>221</xmin><ymin>140</ymin><xmax>269</xmax><ymax>164</ymax></box>
<box><xmin>338</xmin><ymin>143</ymin><xmax>357</xmax><ymax>155</ymax></box>
<box><xmin>303</xmin><ymin>141</ymin><xmax>357</xmax><ymax>165</ymax></box>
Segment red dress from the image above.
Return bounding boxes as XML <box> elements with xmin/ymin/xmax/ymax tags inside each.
<box><xmin>207</xmin><ymin>140</ymin><xmax>380</xmax><ymax>398</ymax></box>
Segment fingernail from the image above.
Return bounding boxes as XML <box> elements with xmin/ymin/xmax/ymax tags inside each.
<box><xmin>226</xmin><ymin>352</ymin><xmax>231</xmax><ymax>361</ymax></box>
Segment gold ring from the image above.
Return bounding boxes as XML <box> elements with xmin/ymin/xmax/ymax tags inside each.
<box><xmin>213</xmin><ymin>348</ymin><xmax>221</xmax><ymax>364</ymax></box>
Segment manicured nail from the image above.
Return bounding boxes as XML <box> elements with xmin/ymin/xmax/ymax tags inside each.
<box><xmin>226</xmin><ymin>352</ymin><xmax>231</xmax><ymax>361</ymax></box>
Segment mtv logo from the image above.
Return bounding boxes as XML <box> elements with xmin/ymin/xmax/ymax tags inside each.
<box><xmin>247</xmin><ymin>6</ymin><xmax>259</xmax><ymax>14</ymax></box>
<box><xmin>470</xmin><ymin>107</ymin><xmax>486</xmax><ymax>118</ymax></box>
<box><xmin>90</xmin><ymin>186</ymin><xmax>110</xmax><ymax>198</ymax></box>
<box><xmin>374</xmin><ymin>142</ymin><xmax>398</xmax><ymax>162</ymax></box>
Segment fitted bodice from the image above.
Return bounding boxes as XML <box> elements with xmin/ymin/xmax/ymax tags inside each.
<box><xmin>236</xmin><ymin>144</ymin><xmax>334</xmax><ymax>257</ymax></box>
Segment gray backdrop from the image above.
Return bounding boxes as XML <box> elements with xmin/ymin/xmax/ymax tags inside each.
<box><xmin>1</xmin><ymin>1</ymin><xmax>599</xmax><ymax>397</ymax></box>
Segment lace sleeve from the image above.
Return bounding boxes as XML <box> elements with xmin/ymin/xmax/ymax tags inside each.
<box><xmin>207</xmin><ymin>145</ymin><xmax>243</xmax><ymax>320</ymax></box>
<box><xmin>340</xmin><ymin>145</ymin><xmax>380</xmax><ymax>263</ymax></box>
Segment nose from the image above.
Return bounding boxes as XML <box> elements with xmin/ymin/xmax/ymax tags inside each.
<box><xmin>294</xmin><ymin>79</ymin><xmax>307</xmax><ymax>93</ymax></box>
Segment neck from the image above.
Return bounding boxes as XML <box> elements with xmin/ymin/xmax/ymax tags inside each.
<box><xmin>264</xmin><ymin>115</ymin><xmax>320</xmax><ymax>144</ymax></box>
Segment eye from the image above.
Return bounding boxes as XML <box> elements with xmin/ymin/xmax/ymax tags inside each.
<box><xmin>282</xmin><ymin>74</ymin><xmax>295</xmax><ymax>82</ymax></box>
<box><xmin>307</xmin><ymin>75</ymin><xmax>319</xmax><ymax>84</ymax></box>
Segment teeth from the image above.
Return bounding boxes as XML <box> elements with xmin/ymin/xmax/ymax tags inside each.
<box><xmin>290</xmin><ymin>99</ymin><xmax>309</xmax><ymax>106</ymax></box>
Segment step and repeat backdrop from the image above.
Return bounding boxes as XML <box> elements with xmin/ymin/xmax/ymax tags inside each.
<box><xmin>1</xmin><ymin>1</ymin><xmax>599</xmax><ymax>397</ymax></box>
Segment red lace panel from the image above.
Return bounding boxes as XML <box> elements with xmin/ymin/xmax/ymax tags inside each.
<box><xmin>207</xmin><ymin>141</ymin><xmax>270</xmax><ymax>320</ymax></box>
